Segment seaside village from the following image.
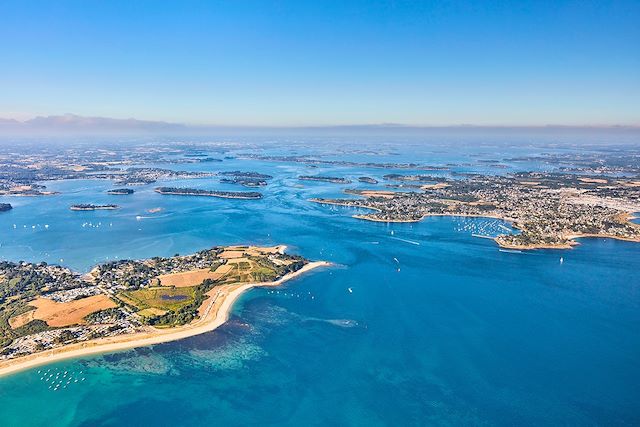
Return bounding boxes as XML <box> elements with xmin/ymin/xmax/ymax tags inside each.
<box><xmin>314</xmin><ymin>172</ymin><xmax>640</xmax><ymax>248</ymax></box>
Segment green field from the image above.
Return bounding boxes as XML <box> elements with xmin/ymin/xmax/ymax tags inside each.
<box><xmin>119</xmin><ymin>286</ymin><xmax>196</xmax><ymax>312</ymax></box>
<box><xmin>214</xmin><ymin>259</ymin><xmax>278</xmax><ymax>285</ymax></box>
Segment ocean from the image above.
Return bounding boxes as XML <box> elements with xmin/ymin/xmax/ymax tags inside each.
<box><xmin>0</xmin><ymin>137</ymin><xmax>638</xmax><ymax>426</ymax></box>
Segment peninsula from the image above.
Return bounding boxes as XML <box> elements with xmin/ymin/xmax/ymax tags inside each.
<box><xmin>154</xmin><ymin>187</ymin><xmax>262</xmax><ymax>199</ymax></box>
<box><xmin>312</xmin><ymin>172</ymin><xmax>640</xmax><ymax>250</ymax></box>
<box><xmin>0</xmin><ymin>245</ymin><xmax>328</xmax><ymax>376</ymax></box>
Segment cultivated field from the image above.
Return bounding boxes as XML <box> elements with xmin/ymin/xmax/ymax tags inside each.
<box><xmin>218</xmin><ymin>250</ymin><xmax>245</xmax><ymax>259</ymax></box>
<box><xmin>8</xmin><ymin>310</ymin><xmax>35</xmax><ymax>329</ymax></box>
<box><xmin>157</xmin><ymin>262</ymin><xmax>235</xmax><ymax>287</ymax></box>
<box><xmin>158</xmin><ymin>268</ymin><xmax>222</xmax><ymax>287</ymax></box>
<box><xmin>22</xmin><ymin>295</ymin><xmax>116</xmax><ymax>327</ymax></box>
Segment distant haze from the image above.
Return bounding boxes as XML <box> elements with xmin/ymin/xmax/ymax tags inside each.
<box><xmin>0</xmin><ymin>114</ymin><xmax>638</xmax><ymax>140</ymax></box>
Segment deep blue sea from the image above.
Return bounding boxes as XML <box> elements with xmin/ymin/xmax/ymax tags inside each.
<box><xmin>0</xmin><ymin>137</ymin><xmax>639</xmax><ymax>426</ymax></box>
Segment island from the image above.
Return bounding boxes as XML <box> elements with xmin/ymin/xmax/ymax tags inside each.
<box><xmin>0</xmin><ymin>245</ymin><xmax>328</xmax><ymax>376</ymax></box>
<box><xmin>184</xmin><ymin>154</ymin><xmax>223</xmax><ymax>162</ymax></box>
<box><xmin>220</xmin><ymin>178</ymin><xmax>268</xmax><ymax>187</ymax></box>
<box><xmin>218</xmin><ymin>171</ymin><xmax>272</xmax><ymax>187</ymax></box>
<box><xmin>154</xmin><ymin>187</ymin><xmax>262</xmax><ymax>199</ymax></box>
<box><xmin>358</xmin><ymin>177</ymin><xmax>379</xmax><ymax>184</ymax></box>
<box><xmin>218</xmin><ymin>171</ymin><xmax>273</xmax><ymax>179</ymax></box>
<box><xmin>70</xmin><ymin>204</ymin><xmax>119</xmax><ymax>211</ymax></box>
<box><xmin>299</xmin><ymin>175</ymin><xmax>352</xmax><ymax>184</ymax></box>
<box><xmin>312</xmin><ymin>172</ymin><xmax>640</xmax><ymax>250</ymax></box>
<box><xmin>106</xmin><ymin>188</ymin><xmax>134</xmax><ymax>195</ymax></box>
<box><xmin>0</xmin><ymin>203</ymin><xmax>12</xmax><ymax>212</ymax></box>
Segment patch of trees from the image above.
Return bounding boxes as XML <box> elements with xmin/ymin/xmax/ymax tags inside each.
<box><xmin>55</xmin><ymin>330</ymin><xmax>76</xmax><ymax>344</ymax></box>
<box><xmin>146</xmin><ymin>279</ymin><xmax>216</xmax><ymax>327</ymax></box>
<box><xmin>12</xmin><ymin>319</ymin><xmax>49</xmax><ymax>339</ymax></box>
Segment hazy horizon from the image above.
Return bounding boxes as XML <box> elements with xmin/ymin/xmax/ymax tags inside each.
<box><xmin>1</xmin><ymin>113</ymin><xmax>639</xmax><ymax>139</ymax></box>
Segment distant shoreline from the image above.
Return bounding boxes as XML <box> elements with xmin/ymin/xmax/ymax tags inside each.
<box><xmin>310</xmin><ymin>198</ymin><xmax>640</xmax><ymax>250</ymax></box>
<box><xmin>0</xmin><ymin>261</ymin><xmax>330</xmax><ymax>378</ymax></box>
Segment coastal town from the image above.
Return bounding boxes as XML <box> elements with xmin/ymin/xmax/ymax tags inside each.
<box><xmin>312</xmin><ymin>172</ymin><xmax>640</xmax><ymax>249</ymax></box>
<box><xmin>0</xmin><ymin>246</ymin><xmax>316</xmax><ymax>365</ymax></box>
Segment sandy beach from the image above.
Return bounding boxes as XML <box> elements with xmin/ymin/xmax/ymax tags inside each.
<box><xmin>0</xmin><ymin>261</ymin><xmax>330</xmax><ymax>378</ymax></box>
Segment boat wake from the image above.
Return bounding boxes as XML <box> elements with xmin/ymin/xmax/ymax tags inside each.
<box><xmin>302</xmin><ymin>317</ymin><xmax>360</xmax><ymax>328</ymax></box>
<box><xmin>135</xmin><ymin>213</ymin><xmax>172</xmax><ymax>220</ymax></box>
<box><xmin>389</xmin><ymin>236</ymin><xmax>420</xmax><ymax>246</ymax></box>
<box><xmin>498</xmin><ymin>249</ymin><xmax>523</xmax><ymax>254</ymax></box>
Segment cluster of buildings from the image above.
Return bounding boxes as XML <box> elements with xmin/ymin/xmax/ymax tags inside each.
<box><xmin>43</xmin><ymin>286</ymin><xmax>104</xmax><ymax>303</ymax></box>
<box><xmin>0</xmin><ymin>319</ymin><xmax>138</xmax><ymax>361</ymax></box>
<box><xmin>314</xmin><ymin>172</ymin><xmax>640</xmax><ymax>248</ymax></box>
<box><xmin>91</xmin><ymin>248</ymin><xmax>226</xmax><ymax>291</ymax></box>
<box><xmin>0</xmin><ymin>249</ymin><xmax>230</xmax><ymax>359</ymax></box>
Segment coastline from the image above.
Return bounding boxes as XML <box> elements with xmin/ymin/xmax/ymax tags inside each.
<box><xmin>311</xmin><ymin>198</ymin><xmax>512</xmax><ymax>223</ymax></box>
<box><xmin>311</xmin><ymin>199</ymin><xmax>640</xmax><ymax>250</ymax></box>
<box><xmin>494</xmin><ymin>240</ymin><xmax>577</xmax><ymax>250</ymax></box>
<box><xmin>0</xmin><ymin>260</ymin><xmax>330</xmax><ymax>378</ymax></box>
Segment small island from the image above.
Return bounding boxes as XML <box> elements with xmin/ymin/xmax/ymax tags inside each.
<box><xmin>358</xmin><ymin>176</ymin><xmax>379</xmax><ymax>184</ymax></box>
<box><xmin>107</xmin><ymin>188</ymin><xmax>134</xmax><ymax>195</ymax></box>
<box><xmin>0</xmin><ymin>203</ymin><xmax>12</xmax><ymax>212</ymax></box>
<box><xmin>220</xmin><ymin>178</ymin><xmax>268</xmax><ymax>187</ymax></box>
<box><xmin>70</xmin><ymin>204</ymin><xmax>119</xmax><ymax>211</ymax></box>
<box><xmin>218</xmin><ymin>171</ymin><xmax>273</xmax><ymax>179</ymax></box>
<box><xmin>218</xmin><ymin>171</ymin><xmax>272</xmax><ymax>188</ymax></box>
<box><xmin>155</xmin><ymin>187</ymin><xmax>262</xmax><ymax>199</ymax></box>
<box><xmin>299</xmin><ymin>175</ymin><xmax>351</xmax><ymax>184</ymax></box>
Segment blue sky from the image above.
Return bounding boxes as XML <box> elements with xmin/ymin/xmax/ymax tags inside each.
<box><xmin>1</xmin><ymin>0</ymin><xmax>638</xmax><ymax>126</ymax></box>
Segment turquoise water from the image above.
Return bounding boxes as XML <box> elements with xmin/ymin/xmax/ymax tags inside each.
<box><xmin>0</xmin><ymin>140</ymin><xmax>639</xmax><ymax>425</ymax></box>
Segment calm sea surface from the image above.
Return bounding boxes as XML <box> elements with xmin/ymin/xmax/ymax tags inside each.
<box><xmin>0</xmin><ymin>138</ymin><xmax>638</xmax><ymax>426</ymax></box>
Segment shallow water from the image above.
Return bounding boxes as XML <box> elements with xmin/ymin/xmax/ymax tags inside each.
<box><xmin>0</xmin><ymin>139</ymin><xmax>639</xmax><ymax>426</ymax></box>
